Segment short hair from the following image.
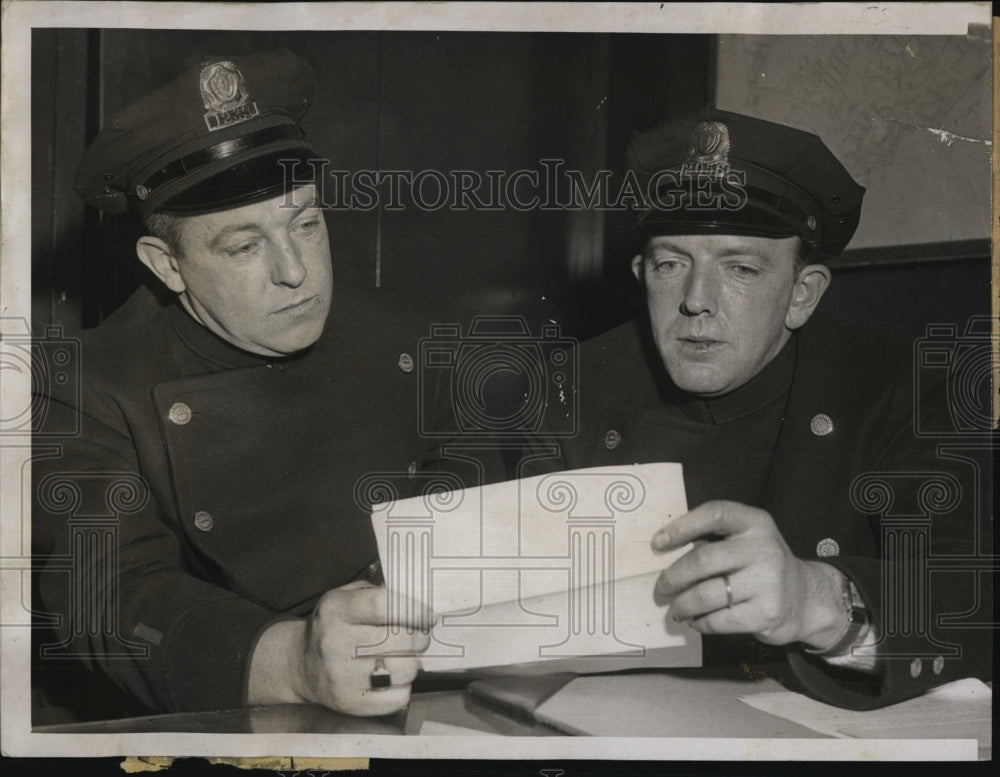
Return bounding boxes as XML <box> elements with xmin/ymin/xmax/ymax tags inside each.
<box><xmin>794</xmin><ymin>239</ymin><xmax>819</xmax><ymax>276</ymax></box>
<box><xmin>144</xmin><ymin>211</ymin><xmax>185</xmax><ymax>256</ymax></box>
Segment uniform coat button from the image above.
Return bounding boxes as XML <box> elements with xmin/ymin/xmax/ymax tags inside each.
<box><xmin>193</xmin><ymin>511</ymin><xmax>214</xmax><ymax>532</ymax></box>
<box><xmin>909</xmin><ymin>657</ymin><xmax>923</xmax><ymax>678</ymax></box>
<box><xmin>816</xmin><ymin>538</ymin><xmax>840</xmax><ymax>557</ymax></box>
<box><xmin>810</xmin><ymin>413</ymin><xmax>834</xmax><ymax>436</ymax></box>
<box><xmin>932</xmin><ymin>655</ymin><xmax>945</xmax><ymax>675</ymax></box>
<box><xmin>168</xmin><ymin>402</ymin><xmax>192</xmax><ymax>425</ymax></box>
<box><xmin>366</xmin><ymin>559</ymin><xmax>382</xmax><ymax>582</ymax></box>
<box><xmin>604</xmin><ymin>429</ymin><xmax>621</xmax><ymax>450</ymax></box>
<box><xmin>398</xmin><ymin>353</ymin><xmax>415</xmax><ymax>373</ymax></box>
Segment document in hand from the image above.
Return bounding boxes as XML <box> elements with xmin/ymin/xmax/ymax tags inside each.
<box><xmin>368</xmin><ymin>463</ymin><xmax>701</xmax><ymax>672</ymax></box>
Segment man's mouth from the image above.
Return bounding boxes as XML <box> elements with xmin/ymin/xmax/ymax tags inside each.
<box><xmin>273</xmin><ymin>296</ymin><xmax>319</xmax><ymax>314</ymax></box>
<box><xmin>677</xmin><ymin>336</ymin><xmax>724</xmax><ymax>352</ymax></box>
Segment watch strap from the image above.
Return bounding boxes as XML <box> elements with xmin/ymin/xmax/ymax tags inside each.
<box><xmin>804</xmin><ymin>605</ymin><xmax>869</xmax><ymax>657</ymax></box>
<box><xmin>803</xmin><ymin>570</ymin><xmax>870</xmax><ymax>658</ymax></box>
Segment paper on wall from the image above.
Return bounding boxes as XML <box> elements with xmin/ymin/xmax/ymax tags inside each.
<box><xmin>367</xmin><ymin>463</ymin><xmax>701</xmax><ymax>672</ymax></box>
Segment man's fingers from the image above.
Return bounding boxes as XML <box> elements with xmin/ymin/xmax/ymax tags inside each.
<box><xmin>347</xmin><ymin>657</ymin><xmax>419</xmax><ymax>715</ymax></box>
<box><xmin>332</xmin><ymin>585</ymin><xmax>437</xmax><ymax>631</ymax></box>
<box><xmin>364</xmin><ymin>624</ymin><xmax>431</xmax><ymax>657</ymax></box>
<box><xmin>381</xmin><ymin>656</ymin><xmax>421</xmax><ymax>687</ymax></box>
<box><xmin>354</xmin><ymin>685</ymin><xmax>413</xmax><ymax>717</ymax></box>
<box><xmin>685</xmin><ymin>601</ymin><xmax>756</xmax><ymax>636</ymax></box>
<box><xmin>655</xmin><ymin>537</ymin><xmax>745</xmax><ymax>599</ymax></box>
<box><xmin>340</xmin><ymin>622</ymin><xmax>431</xmax><ymax>661</ymax></box>
<box><xmin>666</xmin><ymin>569</ymin><xmax>752</xmax><ymax>622</ymax></box>
<box><xmin>652</xmin><ymin>501</ymin><xmax>761</xmax><ymax>551</ymax></box>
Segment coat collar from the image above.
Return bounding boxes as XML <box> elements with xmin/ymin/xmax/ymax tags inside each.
<box><xmin>167</xmin><ymin>292</ymin><xmax>347</xmax><ymax>371</ymax></box>
<box><xmin>168</xmin><ymin>300</ymin><xmax>270</xmax><ymax>369</ymax></box>
<box><xmin>669</xmin><ymin>335</ymin><xmax>797</xmax><ymax>425</ymax></box>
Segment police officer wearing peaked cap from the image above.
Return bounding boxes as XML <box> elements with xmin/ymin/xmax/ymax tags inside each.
<box><xmin>34</xmin><ymin>50</ymin><xmax>431</xmax><ymax>720</ymax></box>
<box><xmin>75</xmin><ymin>50</ymin><xmax>320</xmax><ymax>218</ymax></box>
<box><xmin>534</xmin><ymin>108</ymin><xmax>991</xmax><ymax>710</ymax></box>
<box><xmin>625</xmin><ymin>108</ymin><xmax>864</xmax><ymax>257</ymax></box>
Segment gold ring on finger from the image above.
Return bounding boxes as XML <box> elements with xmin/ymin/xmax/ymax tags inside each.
<box><xmin>723</xmin><ymin>574</ymin><xmax>734</xmax><ymax>609</ymax></box>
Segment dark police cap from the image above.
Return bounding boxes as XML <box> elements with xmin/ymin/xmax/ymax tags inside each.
<box><xmin>626</xmin><ymin>108</ymin><xmax>865</xmax><ymax>259</ymax></box>
<box><xmin>74</xmin><ymin>50</ymin><xmax>318</xmax><ymax>218</ymax></box>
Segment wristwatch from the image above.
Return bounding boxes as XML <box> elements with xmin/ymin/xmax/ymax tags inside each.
<box><xmin>804</xmin><ymin>571</ymin><xmax>870</xmax><ymax>658</ymax></box>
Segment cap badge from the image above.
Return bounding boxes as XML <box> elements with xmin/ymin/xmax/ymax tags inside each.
<box><xmin>200</xmin><ymin>61</ymin><xmax>260</xmax><ymax>132</ymax></box>
<box><xmin>682</xmin><ymin>120</ymin><xmax>731</xmax><ymax>178</ymax></box>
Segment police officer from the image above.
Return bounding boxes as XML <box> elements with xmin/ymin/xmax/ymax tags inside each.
<box><xmin>34</xmin><ymin>51</ymin><xmax>429</xmax><ymax>718</ymax></box>
<box><xmin>543</xmin><ymin>109</ymin><xmax>992</xmax><ymax>709</ymax></box>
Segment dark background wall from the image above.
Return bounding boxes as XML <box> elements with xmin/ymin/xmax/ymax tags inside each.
<box><xmin>31</xmin><ymin>29</ymin><xmax>989</xmax><ymax>343</ymax></box>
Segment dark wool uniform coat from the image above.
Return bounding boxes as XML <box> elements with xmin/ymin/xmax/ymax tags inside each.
<box><xmin>33</xmin><ymin>283</ymin><xmax>429</xmax><ymax>714</ymax></box>
<box><xmin>541</xmin><ymin>316</ymin><xmax>992</xmax><ymax>710</ymax></box>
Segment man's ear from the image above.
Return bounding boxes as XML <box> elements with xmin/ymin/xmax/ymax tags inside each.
<box><xmin>136</xmin><ymin>237</ymin><xmax>186</xmax><ymax>293</ymax></box>
<box><xmin>786</xmin><ymin>263</ymin><xmax>831</xmax><ymax>330</ymax></box>
<box><xmin>631</xmin><ymin>254</ymin><xmax>643</xmax><ymax>282</ymax></box>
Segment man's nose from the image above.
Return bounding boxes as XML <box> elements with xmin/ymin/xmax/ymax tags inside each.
<box><xmin>679</xmin><ymin>263</ymin><xmax>717</xmax><ymax>316</ymax></box>
<box><xmin>270</xmin><ymin>237</ymin><xmax>307</xmax><ymax>287</ymax></box>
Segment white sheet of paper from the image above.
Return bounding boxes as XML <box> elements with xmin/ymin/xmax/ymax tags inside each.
<box><xmin>418</xmin><ymin>722</ymin><xmax>502</xmax><ymax>736</ymax></box>
<box><xmin>369</xmin><ymin>463</ymin><xmax>700</xmax><ymax>671</ymax></box>
<box><xmin>738</xmin><ymin>678</ymin><xmax>992</xmax><ymax>742</ymax></box>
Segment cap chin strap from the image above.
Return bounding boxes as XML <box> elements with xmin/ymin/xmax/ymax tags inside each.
<box><xmin>639</xmin><ymin>192</ymin><xmax>828</xmax><ymax>256</ymax></box>
<box><xmin>137</xmin><ymin>124</ymin><xmax>304</xmax><ymax>194</ymax></box>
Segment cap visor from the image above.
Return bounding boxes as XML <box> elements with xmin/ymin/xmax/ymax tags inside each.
<box><xmin>638</xmin><ymin>197</ymin><xmax>804</xmax><ymax>243</ymax></box>
<box><xmin>155</xmin><ymin>147</ymin><xmax>321</xmax><ymax>215</ymax></box>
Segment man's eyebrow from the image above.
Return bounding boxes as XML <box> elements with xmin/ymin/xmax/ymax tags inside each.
<box><xmin>209</xmin><ymin>223</ymin><xmax>261</xmax><ymax>251</ymax></box>
<box><xmin>644</xmin><ymin>241</ymin><xmax>691</xmax><ymax>258</ymax></box>
<box><xmin>208</xmin><ymin>202</ymin><xmax>314</xmax><ymax>251</ymax></box>
<box><xmin>716</xmin><ymin>245</ymin><xmax>774</xmax><ymax>264</ymax></box>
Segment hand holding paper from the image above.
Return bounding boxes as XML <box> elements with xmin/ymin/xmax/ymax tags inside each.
<box><xmin>368</xmin><ymin>463</ymin><xmax>701</xmax><ymax>672</ymax></box>
<box><xmin>651</xmin><ymin>500</ymin><xmax>847</xmax><ymax>648</ymax></box>
<box><xmin>249</xmin><ymin>581</ymin><xmax>430</xmax><ymax>716</ymax></box>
